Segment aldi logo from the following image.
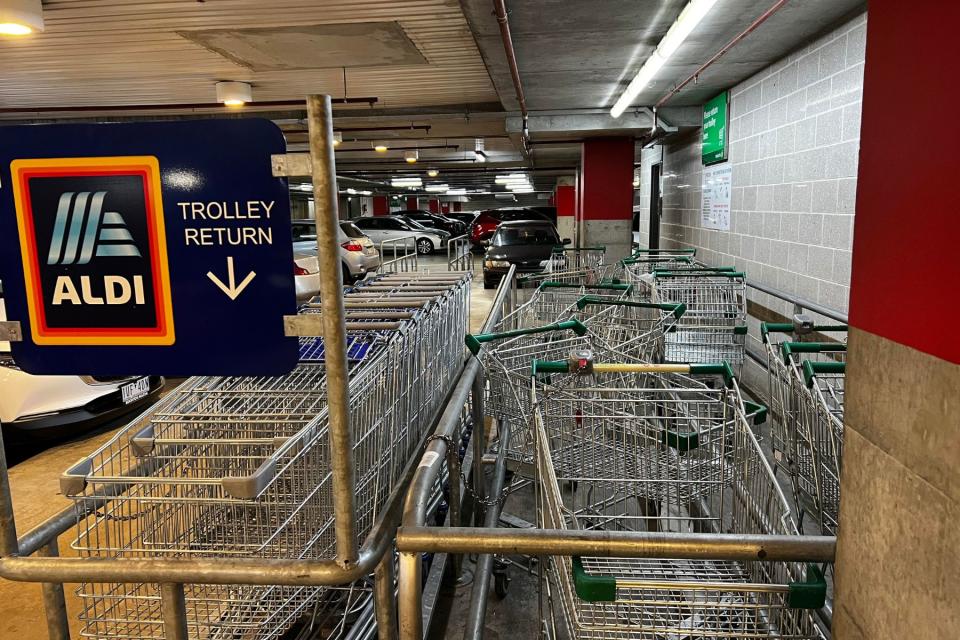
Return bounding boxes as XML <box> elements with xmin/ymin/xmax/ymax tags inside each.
<box><xmin>10</xmin><ymin>156</ymin><xmax>174</xmax><ymax>346</ymax></box>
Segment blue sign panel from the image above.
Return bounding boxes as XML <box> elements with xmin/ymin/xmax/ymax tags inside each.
<box><xmin>0</xmin><ymin>119</ymin><xmax>299</xmax><ymax>376</ymax></box>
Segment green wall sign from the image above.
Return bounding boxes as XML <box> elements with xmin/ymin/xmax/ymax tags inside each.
<box><xmin>702</xmin><ymin>91</ymin><xmax>729</xmax><ymax>165</ymax></box>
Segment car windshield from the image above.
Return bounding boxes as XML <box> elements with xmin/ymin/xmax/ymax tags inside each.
<box><xmin>401</xmin><ymin>218</ymin><xmax>427</xmax><ymax>230</ymax></box>
<box><xmin>291</xmin><ymin>223</ymin><xmax>316</xmax><ymax>241</ymax></box>
<box><xmin>492</xmin><ymin>226</ymin><xmax>559</xmax><ymax>246</ymax></box>
<box><xmin>340</xmin><ymin>222</ymin><xmax>364</xmax><ymax>238</ymax></box>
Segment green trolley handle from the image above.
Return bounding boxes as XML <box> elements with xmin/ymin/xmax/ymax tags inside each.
<box><xmin>465</xmin><ymin>319</ymin><xmax>588</xmax><ymax>356</ymax></box>
<box><xmin>575</xmin><ymin>295</ymin><xmax>686</xmax><ymax>320</ymax></box>
<box><xmin>538</xmin><ymin>281</ymin><xmax>633</xmax><ymax>293</ymax></box>
<box><xmin>802</xmin><ymin>360</ymin><xmax>846</xmax><ymax>388</ymax></box>
<box><xmin>760</xmin><ymin>322</ymin><xmax>848</xmax><ymax>344</ymax></box>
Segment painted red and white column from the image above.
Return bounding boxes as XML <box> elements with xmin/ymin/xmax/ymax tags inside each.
<box><xmin>554</xmin><ymin>176</ymin><xmax>576</xmax><ymax>243</ymax></box>
<box><xmin>405</xmin><ymin>196</ymin><xmax>419</xmax><ymax>211</ymax></box>
<box><xmin>833</xmin><ymin>3</ymin><xmax>960</xmax><ymax>639</ymax></box>
<box><xmin>577</xmin><ymin>137</ymin><xmax>635</xmax><ymax>261</ymax></box>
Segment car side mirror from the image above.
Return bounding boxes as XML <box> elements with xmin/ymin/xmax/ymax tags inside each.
<box><xmin>562</xmin><ymin>238</ymin><xmax>572</xmax><ymax>245</ymax></box>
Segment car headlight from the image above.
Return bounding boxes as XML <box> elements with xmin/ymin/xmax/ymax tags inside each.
<box><xmin>485</xmin><ymin>260</ymin><xmax>511</xmax><ymax>268</ymax></box>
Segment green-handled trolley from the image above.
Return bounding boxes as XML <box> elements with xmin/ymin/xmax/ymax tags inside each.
<box><xmin>531</xmin><ymin>359</ymin><xmax>825</xmax><ymax>640</ymax></box>
<box><xmin>763</xmin><ymin>322</ymin><xmax>848</xmax><ymax>535</ymax></box>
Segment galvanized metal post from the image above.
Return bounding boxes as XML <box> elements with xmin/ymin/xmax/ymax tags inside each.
<box><xmin>397</xmin><ymin>552</ymin><xmax>422</xmax><ymax>640</ymax></box>
<box><xmin>160</xmin><ymin>583</ymin><xmax>188</xmax><ymax>640</ymax></box>
<box><xmin>0</xmin><ymin>430</ymin><xmax>19</xmax><ymax>557</ymax></box>
<box><xmin>306</xmin><ymin>94</ymin><xmax>359</xmax><ymax>568</ymax></box>
<box><xmin>373</xmin><ymin>550</ymin><xmax>398</xmax><ymax>640</ymax></box>
<box><xmin>39</xmin><ymin>541</ymin><xmax>71</xmax><ymax>640</ymax></box>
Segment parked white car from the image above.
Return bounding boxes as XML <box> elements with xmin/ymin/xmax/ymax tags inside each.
<box><xmin>0</xmin><ymin>294</ymin><xmax>163</xmax><ymax>443</ymax></box>
<box><xmin>352</xmin><ymin>216</ymin><xmax>446</xmax><ymax>255</ymax></box>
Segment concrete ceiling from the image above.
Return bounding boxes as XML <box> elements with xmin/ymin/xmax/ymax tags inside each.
<box><xmin>0</xmin><ymin>0</ymin><xmax>867</xmax><ymax>204</ymax></box>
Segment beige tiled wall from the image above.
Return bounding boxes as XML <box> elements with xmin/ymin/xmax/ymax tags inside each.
<box><xmin>637</xmin><ymin>12</ymin><xmax>867</xmax><ymax>319</ymax></box>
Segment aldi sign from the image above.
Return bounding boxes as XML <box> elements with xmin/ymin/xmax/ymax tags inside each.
<box><xmin>10</xmin><ymin>156</ymin><xmax>174</xmax><ymax>346</ymax></box>
<box><xmin>0</xmin><ymin>120</ymin><xmax>299</xmax><ymax>376</ymax></box>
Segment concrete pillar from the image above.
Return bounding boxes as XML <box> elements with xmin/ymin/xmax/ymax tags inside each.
<box><xmin>833</xmin><ymin>3</ymin><xmax>960</xmax><ymax>639</ymax></box>
<box><xmin>372</xmin><ymin>195</ymin><xmax>389</xmax><ymax>216</ymax></box>
<box><xmin>406</xmin><ymin>196</ymin><xmax>419</xmax><ymax>211</ymax></box>
<box><xmin>578</xmin><ymin>137</ymin><xmax>634</xmax><ymax>261</ymax></box>
<box><xmin>428</xmin><ymin>198</ymin><xmax>440</xmax><ymax>213</ymax></box>
<box><xmin>555</xmin><ymin>177</ymin><xmax>576</xmax><ymax>243</ymax></box>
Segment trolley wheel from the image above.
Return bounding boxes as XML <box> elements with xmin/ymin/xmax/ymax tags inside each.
<box><xmin>494</xmin><ymin>571</ymin><xmax>510</xmax><ymax>599</ymax></box>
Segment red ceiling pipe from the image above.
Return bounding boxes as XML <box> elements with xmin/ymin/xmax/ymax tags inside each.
<box><xmin>493</xmin><ymin>0</ymin><xmax>530</xmax><ymax>150</ymax></box>
<box><xmin>654</xmin><ymin>0</ymin><xmax>790</xmax><ymax>110</ymax></box>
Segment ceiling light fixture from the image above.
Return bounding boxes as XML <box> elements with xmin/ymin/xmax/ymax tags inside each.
<box><xmin>0</xmin><ymin>0</ymin><xmax>43</xmax><ymax>35</ymax></box>
<box><xmin>215</xmin><ymin>81</ymin><xmax>252</xmax><ymax>107</ymax></box>
<box><xmin>333</xmin><ymin>131</ymin><xmax>343</xmax><ymax>147</ymax></box>
<box><xmin>610</xmin><ymin>0</ymin><xmax>719</xmax><ymax>118</ymax></box>
<box><xmin>404</xmin><ymin>150</ymin><xmax>419</xmax><ymax>164</ymax></box>
<box><xmin>374</xmin><ymin>142</ymin><xmax>389</xmax><ymax>153</ymax></box>
<box><xmin>391</xmin><ymin>177</ymin><xmax>422</xmax><ymax>188</ymax></box>
<box><xmin>427</xmin><ymin>169</ymin><xmax>439</xmax><ymax>177</ymax></box>
<box><xmin>425</xmin><ymin>184</ymin><xmax>449</xmax><ymax>193</ymax></box>
<box><xmin>446</xmin><ymin>189</ymin><xmax>467</xmax><ymax>196</ymax></box>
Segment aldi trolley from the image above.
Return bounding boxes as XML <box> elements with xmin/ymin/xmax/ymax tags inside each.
<box><xmin>59</xmin><ymin>277</ymin><xmax>471</xmax><ymax>640</ymax></box>
<box><xmin>531</xmin><ymin>360</ymin><xmax>825</xmax><ymax>640</ymax></box>
<box><xmin>617</xmin><ymin>249</ymin><xmax>698</xmax><ymax>299</ymax></box>
<box><xmin>516</xmin><ymin>246</ymin><xmax>609</xmax><ymax>291</ymax></box>
<box><xmin>653</xmin><ymin>268</ymin><xmax>748</xmax><ymax>372</ymax></box>
<box><xmin>762</xmin><ymin>322</ymin><xmax>848</xmax><ymax>534</ymax></box>
<box><xmin>508</xmin><ymin>281</ymin><xmax>633</xmax><ymax>326</ymax></box>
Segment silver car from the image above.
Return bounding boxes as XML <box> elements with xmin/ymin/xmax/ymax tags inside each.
<box><xmin>353</xmin><ymin>216</ymin><xmax>448</xmax><ymax>254</ymax></box>
<box><xmin>291</xmin><ymin>220</ymin><xmax>381</xmax><ymax>287</ymax></box>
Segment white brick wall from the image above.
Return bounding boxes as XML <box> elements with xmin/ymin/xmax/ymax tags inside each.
<box><xmin>636</xmin><ymin>12</ymin><xmax>866</xmax><ymax>317</ymax></box>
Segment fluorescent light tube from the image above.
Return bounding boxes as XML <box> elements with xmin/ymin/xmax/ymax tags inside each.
<box><xmin>610</xmin><ymin>0</ymin><xmax>719</xmax><ymax>118</ymax></box>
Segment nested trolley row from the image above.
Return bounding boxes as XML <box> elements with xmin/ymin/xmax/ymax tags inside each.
<box><xmin>60</xmin><ymin>274</ymin><xmax>472</xmax><ymax>640</ymax></box>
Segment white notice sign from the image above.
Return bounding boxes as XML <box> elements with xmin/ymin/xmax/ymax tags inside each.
<box><xmin>701</xmin><ymin>163</ymin><xmax>732</xmax><ymax>230</ymax></box>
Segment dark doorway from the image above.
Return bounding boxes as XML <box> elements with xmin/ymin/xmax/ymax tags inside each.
<box><xmin>648</xmin><ymin>163</ymin><xmax>662</xmax><ymax>249</ymax></box>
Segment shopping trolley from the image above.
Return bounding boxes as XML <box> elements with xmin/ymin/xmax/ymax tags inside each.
<box><xmin>515</xmin><ymin>247</ymin><xmax>608</xmax><ymax>291</ymax></box>
<box><xmin>574</xmin><ymin>296</ymin><xmax>685</xmax><ymax>362</ymax></box>
<box><xmin>531</xmin><ymin>361</ymin><xmax>825</xmax><ymax>640</ymax></box>
<box><xmin>505</xmin><ymin>281</ymin><xmax>633</xmax><ymax>327</ymax></box>
<box><xmin>653</xmin><ymin>268</ymin><xmax>747</xmax><ymax>371</ymax></box>
<box><xmin>616</xmin><ymin>250</ymin><xmax>698</xmax><ymax>298</ymax></box>
<box><xmin>60</xmin><ymin>282</ymin><xmax>470</xmax><ymax>640</ymax></box>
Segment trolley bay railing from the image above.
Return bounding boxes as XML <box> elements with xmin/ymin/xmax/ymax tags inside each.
<box><xmin>379</xmin><ymin>236</ymin><xmax>418</xmax><ymax>273</ymax></box>
<box><xmin>446</xmin><ymin>234</ymin><xmax>474</xmax><ymax>271</ymax></box>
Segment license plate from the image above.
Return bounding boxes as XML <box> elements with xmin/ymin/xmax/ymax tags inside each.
<box><xmin>120</xmin><ymin>377</ymin><xmax>150</xmax><ymax>404</ymax></box>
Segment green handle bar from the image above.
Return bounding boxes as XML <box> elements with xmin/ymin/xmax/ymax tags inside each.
<box><xmin>689</xmin><ymin>362</ymin><xmax>737</xmax><ymax>387</ymax></box>
<box><xmin>575</xmin><ymin>295</ymin><xmax>686</xmax><ymax>319</ymax></box>
<box><xmin>653</xmin><ymin>270</ymin><xmax>745</xmax><ymax>278</ymax></box>
<box><xmin>761</xmin><ymin>322</ymin><xmax>848</xmax><ymax>343</ymax></box>
<box><xmin>465</xmin><ymin>319</ymin><xmax>588</xmax><ymax>356</ymax></box>
<box><xmin>781</xmin><ymin>342</ymin><xmax>847</xmax><ymax>362</ymax></box>
<box><xmin>802</xmin><ymin>360</ymin><xmax>846</xmax><ymax>387</ymax></box>
<box><xmin>538</xmin><ymin>281</ymin><xmax>633</xmax><ymax>292</ymax></box>
<box><xmin>743</xmin><ymin>401</ymin><xmax>768</xmax><ymax>425</ymax></box>
<box><xmin>620</xmin><ymin>256</ymin><xmax>693</xmax><ymax>266</ymax></box>
<box><xmin>632</xmin><ymin>248</ymin><xmax>697</xmax><ymax>255</ymax></box>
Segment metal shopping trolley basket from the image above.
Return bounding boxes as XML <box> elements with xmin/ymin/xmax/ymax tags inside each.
<box><xmin>516</xmin><ymin>246</ymin><xmax>609</xmax><ymax>292</ymax></box>
<box><xmin>505</xmin><ymin>281</ymin><xmax>633</xmax><ymax>328</ymax></box>
<box><xmin>574</xmin><ymin>296</ymin><xmax>685</xmax><ymax>363</ymax></box>
<box><xmin>531</xmin><ymin>361</ymin><xmax>825</xmax><ymax>640</ymax></box>
<box><xmin>654</xmin><ymin>268</ymin><xmax>747</xmax><ymax>372</ymax></box>
<box><xmin>765</xmin><ymin>330</ymin><xmax>847</xmax><ymax>535</ymax></box>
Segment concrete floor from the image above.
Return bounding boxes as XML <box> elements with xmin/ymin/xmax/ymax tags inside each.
<box><xmin>0</xmin><ymin>252</ymin><xmax>493</xmax><ymax>640</ymax></box>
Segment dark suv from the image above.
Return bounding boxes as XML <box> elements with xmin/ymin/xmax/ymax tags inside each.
<box><xmin>482</xmin><ymin>220</ymin><xmax>569</xmax><ymax>288</ymax></box>
<box><xmin>470</xmin><ymin>208</ymin><xmax>551</xmax><ymax>249</ymax></box>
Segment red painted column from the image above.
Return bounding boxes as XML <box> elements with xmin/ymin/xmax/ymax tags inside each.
<box><xmin>406</xmin><ymin>196</ymin><xmax>419</xmax><ymax>211</ymax></box>
<box><xmin>833</xmin><ymin>5</ymin><xmax>959</xmax><ymax>640</ymax></box>
<box><xmin>453</xmin><ymin>202</ymin><xmax>462</xmax><ymax>212</ymax></box>
<box><xmin>372</xmin><ymin>195</ymin><xmax>389</xmax><ymax>216</ymax></box>
<box><xmin>555</xmin><ymin>180</ymin><xmax>576</xmax><ymax>242</ymax></box>
<box><xmin>578</xmin><ymin>137</ymin><xmax>635</xmax><ymax>259</ymax></box>
<box><xmin>441</xmin><ymin>203</ymin><xmax>450</xmax><ymax>214</ymax></box>
<box><xmin>428</xmin><ymin>198</ymin><xmax>440</xmax><ymax>213</ymax></box>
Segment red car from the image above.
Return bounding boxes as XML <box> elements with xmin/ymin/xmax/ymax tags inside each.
<box><xmin>470</xmin><ymin>208</ymin><xmax>552</xmax><ymax>249</ymax></box>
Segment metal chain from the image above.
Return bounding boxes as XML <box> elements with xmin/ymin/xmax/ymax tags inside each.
<box><xmin>424</xmin><ymin>433</ymin><xmax>511</xmax><ymax>507</ymax></box>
